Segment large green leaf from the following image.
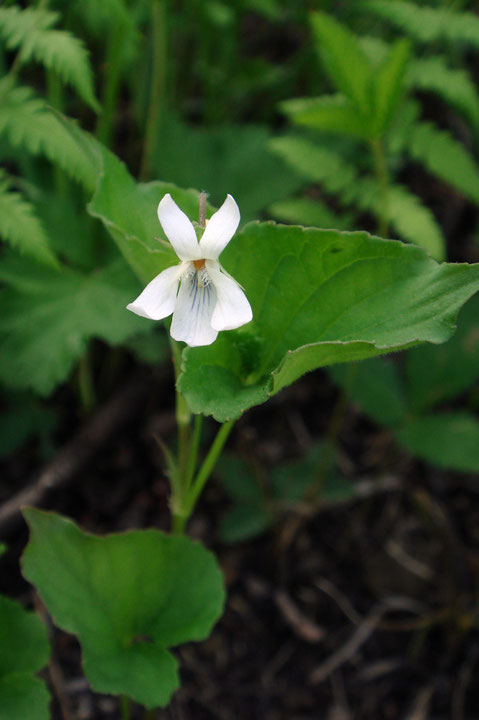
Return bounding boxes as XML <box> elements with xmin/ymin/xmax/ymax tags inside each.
<box><xmin>0</xmin><ymin>594</ymin><xmax>50</xmax><ymax>720</ymax></box>
<box><xmin>86</xmin><ymin>146</ymin><xmax>479</xmax><ymax>421</ymax></box>
<box><xmin>178</xmin><ymin>223</ymin><xmax>479</xmax><ymax>420</ymax></box>
<box><xmin>0</xmin><ymin>255</ymin><xmax>146</xmax><ymax>394</ymax></box>
<box><xmin>21</xmin><ymin>509</ymin><xmax>225</xmax><ymax>709</ymax></box>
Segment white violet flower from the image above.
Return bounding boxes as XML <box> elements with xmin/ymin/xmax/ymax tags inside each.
<box><xmin>127</xmin><ymin>193</ymin><xmax>252</xmax><ymax>346</ymax></box>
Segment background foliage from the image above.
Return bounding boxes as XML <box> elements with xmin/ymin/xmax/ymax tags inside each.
<box><xmin>2</xmin><ymin>0</ymin><xmax>479</xmax><ymax>717</ymax></box>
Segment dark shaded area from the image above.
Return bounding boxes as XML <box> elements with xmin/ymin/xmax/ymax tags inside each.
<box><xmin>1</xmin><ymin>363</ymin><xmax>478</xmax><ymax>720</ymax></box>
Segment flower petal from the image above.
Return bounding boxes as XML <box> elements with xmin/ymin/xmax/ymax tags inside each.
<box><xmin>171</xmin><ymin>272</ymin><xmax>218</xmax><ymax>346</ymax></box>
<box><xmin>157</xmin><ymin>194</ymin><xmax>201</xmax><ymax>260</ymax></box>
<box><xmin>127</xmin><ymin>264</ymin><xmax>182</xmax><ymax>320</ymax></box>
<box><xmin>199</xmin><ymin>194</ymin><xmax>240</xmax><ymax>260</ymax></box>
<box><xmin>207</xmin><ymin>264</ymin><xmax>253</xmax><ymax>331</ymax></box>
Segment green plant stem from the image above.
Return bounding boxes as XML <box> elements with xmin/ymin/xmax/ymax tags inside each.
<box><xmin>170</xmin><ymin>339</ymin><xmax>191</xmax><ymax>488</ymax></box>
<box><xmin>140</xmin><ymin>0</ymin><xmax>167</xmax><ymax>180</ymax></box>
<box><xmin>370</xmin><ymin>137</ymin><xmax>389</xmax><ymax>237</ymax></box>
<box><xmin>171</xmin><ymin>419</ymin><xmax>234</xmax><ymax>535</ymax></box>
<box><xmin>184</xmin><ymin>420</ymin><xmax>235</xmax><ymax>517</ymax></box>
<box><xmin>185</xmin><ymin>413</ymin><xmax>203</xmax><ymax>487</ymax></box>
<box><xmin>78</xmin><ymin>349</ymin><xmax>96</xmax><ymax>413</ymax></box>
<box><xmin>46</xmin><ymin>71</ymin><xmax>69</xmax><ymax>197</ymax></box>
<box><xmin>96</xmin><ymin>19</ymin><xmax>125</xmax><ymax>147</ymax></box>
<box><xmin>120</xmin><ymin>695</ymin><xmax>131</xmax><ymax>720</ymax></box>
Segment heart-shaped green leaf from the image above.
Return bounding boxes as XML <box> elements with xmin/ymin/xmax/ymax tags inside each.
<box><xmin>86</xmin><ymin>145</ymin><xmax>479</xmax><ymax>422</ymax></box>
<box><xmin>0</xmin><ymin>594</ymin><xmax>50</xmax><ymax>720</ymax></box>
<box><xmin>178</xmin><ymin>222</ymin><xmax>479</xmax><ymax>420</ymax></box>
<box><xmin>21</xmin><ymin>509</ymin><xmax>225</xmax><ymax>709</ymax></box>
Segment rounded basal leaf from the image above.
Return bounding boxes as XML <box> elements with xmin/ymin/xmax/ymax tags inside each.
<box><xmin>178</xmin><ymin>223</ymin><xmax>479</xmax><ymax>422</ymax></box>
<box><xmin>0</xmin><ymin>594</ymin><xmax>50</xmax><ymax>720</ymax></box>
<box><xmin>21</xmin><ymin>509</ymin><xmax>225</xmax><ymax>709</ymax></box>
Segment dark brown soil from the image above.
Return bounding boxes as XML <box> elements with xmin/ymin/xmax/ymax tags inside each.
<box><xmin>1</xmin><ymin>362</ymin><xmax>479</xmax><ymax>720</ymax></box>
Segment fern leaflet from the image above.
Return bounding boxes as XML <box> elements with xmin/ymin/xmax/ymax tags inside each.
<box><xmin>0</xmin><ymin>171</ymin><xmax>58</xmax><ymax>268</ymax></box>
<box><xmin>407</xmin><ymin>56</ymin><xmax>479</xmax><ymax>129</ymax></box>
<box><xmin>0</xmin><ymin>5</ymin><xmax>99</xmax><ymax>111</ymax></box>
<box><xmin>404</xmin><ymin>122</ymin><xmax>479</xmax><ymax>205</ymax></box>
<box><xmin>362</xmin><ymin>0</ymin><xmax>479</xmax><ymax>50</ymax></box>
<box><xmin>350</xmin><ymin>180</ymin><xmax>445</xmax><ymax>260</ymax></box>
<box><xmin>0</xmin><ymin>83</ymin><xmax>101</xmax><ymax>191</ymax></box>
<box><xmin>269</xmin><ymin>135</ymin><xmax>445</xmax><ymax>258</ymax></box>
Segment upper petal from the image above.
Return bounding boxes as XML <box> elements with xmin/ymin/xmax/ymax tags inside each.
<box><xmin>126</xmin><ymin>264</ymin><xmax>183</xmax><ymax>320</ymax></box>
<box><xmin>170</xmin><ymin>272</ymin><xmax>218</xmax><ymax>346</ymax></box>
<box><xmin>157</xmin><ymin>194</ymin><xmax>201</xmax><ymax>261</ymax></box>
<box><xmin>199</xmin><ymin>194</ymin><xmax>240</xmax><ymax>260</ymax></box>
<box><xmin>207</xmin><ymin>264</ymin><xmax>253</xmax><ymax>331</ymax></box>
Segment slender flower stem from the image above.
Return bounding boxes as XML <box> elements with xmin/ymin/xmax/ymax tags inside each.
<box><xmin>370</xmin><ymin>137</ymin><xmax>389</xmax><ymax>238</ymax></box>
<box><xmin>120</xmin><ymin>695</ymin><xmax>131</xmax><ymax>720</ymax></box>
<box><xmin>198</xmin><ymin>191</ymin><xmax>207</xmax><ymax>229</ymax></box>
<box><xmin>183</xmin><ymin>420</ymin><xmax>234</xmax><ymax>517</ymax></box>
<box><xmin>185</xmin><ymin>413</ymin><xmax>203</xmax><ymax>488</ymax></box>
<box><xmin>140</xmin><ymin>0</ymin><xmax>167</xmax><ymax>180</ymax></box>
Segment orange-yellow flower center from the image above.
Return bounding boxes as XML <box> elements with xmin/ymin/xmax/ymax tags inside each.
<box><xmin>193</xmin><ymin>259</ymin><xmax>206</xmax><ymax>270</ymax></box>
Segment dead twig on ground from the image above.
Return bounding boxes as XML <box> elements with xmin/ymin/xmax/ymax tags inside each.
<box><xmin>0</xmin><ymin>374</ymin><xmax>151</xmax><ymax>533</ymax></box>
<box><xmin>274</xmin><ymin>588</ymin><xmax>325</xmax><ymax>643</ymax></box>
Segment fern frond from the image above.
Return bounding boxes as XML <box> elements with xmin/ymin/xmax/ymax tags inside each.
<box><xmin>362</xmin><ymin>0</ymin><xmax>479</xmax><ymax>50</ymax></box>
<box><xmin>270</xmin><ymin>135</ymin><xmax>445</xmax><ymax>258</ymax></box>
<box><xmin>0</xmin><ymin>6</ymin><xmax>56</xmax><ymax>44</ymax></box>
<box><xmin>281</xmin><ymin>95</ymin><xmax>371</xmax><ymax>139</ymax></box>
<box><xmin>268</xmin><ymin>197</ymin><xmax>354</xmax><ymax>230</ymax></box>
<box><xmin>0</xmin><ymin>5</ymin><xmax>99</xmax><ymax>111</ymax></box>
<box><xmin>361</xmin><ymin>34</ymin><xmax>479</xmax><ymax>128</ymax></box>
<box><xmin>350</xmin><ymin>180</ymin><xmax>445</xmax><ymax>259</ymax></box>
<box><xmin>405</xmin><ymin>122</ymin><xmax>479</xmax><ymax>205</ymax></box>
<box><xmin>0</xmin><ymin>84</ymin><xmax>101</xmax><ymax>191</ymax></box>
<box><xmin>0</xmin><ymin>171</ymin><xmax>58</xmax><ymax>268</ymax></box>
<box><xmin>407</xmin><ymin>56</ymin><xmax>479</xmax><ymax>129</ymax></box>
<box><xmin>269</xmin><ymin>136</ymin><xmax>357</xmax><ymax>191</ymax></box>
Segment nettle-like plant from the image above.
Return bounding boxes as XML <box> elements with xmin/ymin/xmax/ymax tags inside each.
<box><xmin>0</xmin><ymin>2</ymin><xmax>153</xmax><ymax>403</ymax></box>
<box><xmin>3</xmin><ymin>1</ymin><xmax>479</xmax><ymax>718</ymax></box>
<box><xmin>270</xmin><ymin>4</ymin><xmax>479</xmax><ymax>260</ymax></box>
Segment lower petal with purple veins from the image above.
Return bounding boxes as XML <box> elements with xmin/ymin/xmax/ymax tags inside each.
<box><xmin>171</xmin><ymin>271</ymin><xmax>218</xmax><ymax>346</ymax></box>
